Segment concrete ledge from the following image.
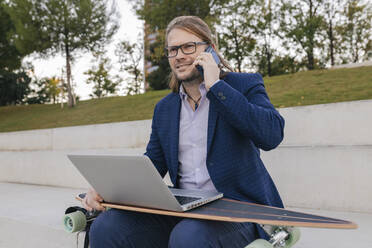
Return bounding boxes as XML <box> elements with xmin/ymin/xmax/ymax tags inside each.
<box><xmin>331</xmin><ymin>61</ymin><xmax>372</xmax><ymax>69</ymax></box>
<box><xmin>0</xmin><ymin>148</ymin><xmax>146</xmax><ymax>189</ymax></box>
<box><xmin>0</xmin><ymin>120</ymin><xmax>151</xmax><ymax>151</ymax></box>
<box><xmin>279</xmin><ymin>100</ymin><xmax>372</xmax><ymax>146</ymax></box>
<box><xmin>0</xmin><ymin>183</ymin><xmax>370</xmax><ymax>248</ymax></box>
<box><xmin>0</xmin><ymin>129</ymin><xmax>52</xmax><ymax>151</ymax></box>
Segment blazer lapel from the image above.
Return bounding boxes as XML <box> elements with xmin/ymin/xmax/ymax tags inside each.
<box><xmin>207</xmin><ymin>101</ymin><xmax>218</xmax><ymax>155</ymax></box>
<box><xmin>168</xmin><ymin>94</ymin><xmax>181</xmax><ymax>182</ymax></box>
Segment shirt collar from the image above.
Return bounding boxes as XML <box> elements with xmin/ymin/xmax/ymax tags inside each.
<box><xmin>179</xmin><ymin>83</ymin><xmax>207</xmax><ymax>100</ymax></box>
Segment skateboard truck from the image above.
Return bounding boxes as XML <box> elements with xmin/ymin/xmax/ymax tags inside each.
<box><xmin>245</xmin><ymin>225</ymin><xmax>301</xmax><ymax>248</ymax></box>
<box><xmin>63</xmin><ymin>206</ymin><xmax>101</xmax><ymax>233</ymax></box>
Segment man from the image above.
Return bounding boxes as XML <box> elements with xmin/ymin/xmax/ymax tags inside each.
<box><xmin>84</xmin><ymin>16</ymin><xmax>285</xmax><ymax>248</ymax></box>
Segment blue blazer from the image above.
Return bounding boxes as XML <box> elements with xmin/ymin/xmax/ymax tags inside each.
<box><xmin>145</xmin><ymin>72</ymin><xmax>284</xmax><ymax>209</ymax></box>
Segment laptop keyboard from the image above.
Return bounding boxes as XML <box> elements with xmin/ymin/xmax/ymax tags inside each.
<box><xmin>174</xmin><ymin>195</ymin><xmax>201</xmax><ymax>205</ymax></box>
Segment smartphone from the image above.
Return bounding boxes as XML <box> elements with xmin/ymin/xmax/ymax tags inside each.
<box><xmin>196</xmin><ymin>46</ymin><xmax>221</xmax><ymax>77</ymax></box>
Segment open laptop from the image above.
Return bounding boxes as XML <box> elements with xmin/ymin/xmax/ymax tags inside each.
<box><xmin>68</xmin><ymin>155</ymin><xmax>223</xmax><ymax>212</ymax></box>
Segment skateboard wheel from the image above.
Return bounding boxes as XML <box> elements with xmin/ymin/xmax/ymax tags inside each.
<box><xmin>283</xmin><ymin>227</ymin><xmax>301</xmax><ymax>248</ymax></box>
<box><xmin>63</xmin><ymin>210</ymin><xmax>87</xmax><ymax>233</ymax></box>
<box><xmin>245</xmin><ymin>239</ymin><xmax>273</xmax><ymax>248</ymax></box>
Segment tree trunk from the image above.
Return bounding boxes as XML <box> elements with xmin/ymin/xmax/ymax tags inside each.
<box><xmin>307</xmin><ymin>0</ymin><xmax>315</xmax><ymax>70</ymax></box>
<box><xmin>307</xmin><ymin>51</ymin><xmax>315</xmax><ymax>70</ymax></box>
<box><xmin>329</xmin><ymin>19</ymin><xmax>335</xmax><ymax>66</ymax></box>
<box><xmin>266</xmin><ymin>45</ymin><xmax>272</xmax><ymax>76</ymax></box>
<box><xmin>65</xmin><ymin>43</ymin><xmax>75</xmax><ymax>107</ymax></box>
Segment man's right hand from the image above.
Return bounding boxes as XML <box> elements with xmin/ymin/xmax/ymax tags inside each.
<box><xmin>81</xmin><ymin>188</ymin><xmax>105</xmax><ymax>211</ymax></box>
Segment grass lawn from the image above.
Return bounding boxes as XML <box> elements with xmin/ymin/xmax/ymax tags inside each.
<box><xmin>0</xmin><ymin>66</ymin><xmax>371</xmax><ymax>133</ymax></box>
<box><xmin>265</xmin><ymin>66</ymin><xmax>372</xmax><ymax>108</ymax></box>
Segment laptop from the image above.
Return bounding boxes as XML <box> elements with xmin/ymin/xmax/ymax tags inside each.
<box><xmin>67</xmin><ymin>154</ymin><xmax>223</xmax><ymax>212</ymax></box>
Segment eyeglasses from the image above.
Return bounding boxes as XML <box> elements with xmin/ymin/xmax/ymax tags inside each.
<box><xmin>164</xmin><ymin>41</ymin><xmax>208</xmax><ymax>58</ymax></box>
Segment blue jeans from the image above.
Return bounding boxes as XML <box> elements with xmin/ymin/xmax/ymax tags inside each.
<box><xmin>89</xmin><ymin>209</ymin><xmax>259</xmax><ymax>248</ymax></box>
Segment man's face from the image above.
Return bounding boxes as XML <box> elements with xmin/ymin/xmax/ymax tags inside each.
<box><xmin>166</xmin><ymin>28</ymin><xmax>208</xmax><ymax>82</ymax></box>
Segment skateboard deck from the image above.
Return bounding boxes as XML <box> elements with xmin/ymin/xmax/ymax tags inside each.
<box><xmin>64</xmin><ymin>193</ymin><xmax>357</xmax><ymax>248</ymax></box>
<box><xmin>75</xmin><ymin>193</ymin><xmax>357</xmax><ymax>229</ymax></box>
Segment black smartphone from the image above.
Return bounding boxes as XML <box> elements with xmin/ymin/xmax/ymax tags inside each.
<box><xmin>196</xmin><ymin>46</ymin><xmax>221</xmax><ymax>77</ymax></box>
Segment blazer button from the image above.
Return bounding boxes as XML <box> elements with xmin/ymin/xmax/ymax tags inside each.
<box><xmin>221</xmin><ymin>96</ymin><xmax>226</xmax><ymax>100</ymax></box>
<box><xmin>218</xmin><ymin>92</ymin><xmax>223</xmax><ymax>96</ymax></box>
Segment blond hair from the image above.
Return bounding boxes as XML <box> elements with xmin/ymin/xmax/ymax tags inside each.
<box><xmin>165</xmin><ymin>16</ymin><xmax>233</xmax><ymax>92</ymax></box>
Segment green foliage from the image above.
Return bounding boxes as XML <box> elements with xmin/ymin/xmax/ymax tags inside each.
<box><xmin>116</xmin><ymin>39</ymin><xmax>143</xmax><ymax>95</ymax></box>
<box><xmin>253</xmin><ymin>0</ymin><xmax>284</xmax><ymax>76</ymax></box>
<box><xmin>27</xmin><ymin>76</ymin><xmax>62</xmax><ymax>104</ymax></box>
<box><xmin>257</xmin><ymin>55</ymin><xmax>302</xmax><ymax>76</ymax></box>
<box><xmin>145</xmin><ymin>34</ymin><xmax>170</xmax><ymax>90</ymax></box>
<box><xmin>5</xmin><ymin>0</ymin><xmax>119</xmax><ymax>106</ymax></box>
<box><xmin>0</xmin><ymin>69</ymin><xmax>32</xmax><ymax>106</ymax></box>
<box><xmin>146</xmin><ymin>57</ymin><xmax>171</xmax><ymax>90</ymax></box>
<box><xmin>5</xmin><ymin>0</ymin><xmax>119</xmax><ymax>57</ymax></box>
<box><xmin>0</xmin><ymin>1</ymin><xmax>23</xmax><ymax>71</ymax></box>
<box><xmin>134</xmin><ymin>0</ymin><xmax>228</xmax><ymax>31</ymax></box>
<box><xmin>279</xmin><ymin>0</ymin><xmax>326</xmax><ymax>70</ymax></box>
<box><xmin>338</xmin><ymin>0</ymin><xmax>372</xmax><ymax>63</ymax></box>
<box><xmin>218</xmin><ymin>0</ymin><xmax>257</xmax><ymax>72</ymax></box>
<box><xmin>85</xmin><ymin>52</ymin><xmax>119</xmax><ymax>98</ymax></box>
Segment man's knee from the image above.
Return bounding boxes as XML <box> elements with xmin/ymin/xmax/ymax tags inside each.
<box><xmin>89</xmin><ymin>209</ymin><xmax>138</xmax><ymax>248</ymax></box>
<box><xmin>89</xmin><ymin>209</ymin><xmax>178</xmax><ymax>248</ymax></box>
<box><xmin>169</xmin><ymin>219</ymin><xmax>213</xmax><ymax>248</ymax></box>
<box><xmin>89</xmin><ymin>210</ymin><xmax>120</xmax><ymax>247</ymax></box>
<box><xmin>169</xmin><ymin>219</ymin><xmax>257</xmax><ymax>248</ymax></box>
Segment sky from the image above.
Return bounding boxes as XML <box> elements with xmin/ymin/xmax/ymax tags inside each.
<box><xmin>25</xmin><ymin>0</ymin><xmax>143</xmax><ymax>100</ymax></box>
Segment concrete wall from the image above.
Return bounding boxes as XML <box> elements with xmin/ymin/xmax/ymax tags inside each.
<box><xmin>1</xmin><ymin>100</ymin><xmax>371</xmax><ymax>213</ymax></box>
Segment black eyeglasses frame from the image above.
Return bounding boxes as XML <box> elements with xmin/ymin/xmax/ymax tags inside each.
<box><xmin>164</xmin><ymin>41</ymin><xmax>209</xmax><ymax>58</ymax></box>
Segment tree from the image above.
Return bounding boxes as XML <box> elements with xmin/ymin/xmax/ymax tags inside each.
<box><xmin>253</xmin><ymin>0</ymin><xmax>288</xmax><ymax>76</ymax></box>
<box><xmin>5</xmin><ymin>0</ymin><xmax>119</xmax><ymax>107</ymax></box>
<box><xmin>0</xmin><ymin>0</ymin><xmax>23</xmax><ymax>71</ymax></box>
<box><xmin>85</xmin><ymin>51</ymin><xmax>119</xmax><ymax>98</ymax></box>
<box><xmin>133</xmin><ymin>0</ymin><xmax>228</xmax><ymax>31</ymax></box>
<box><xmin>279</xmin><ymin>0</ymin><xmax>325</xmax><ymax>70</ymax></box>
<box><xmin>47</xmin><ymin>77</ymin><xmax>62</xmax><ymax>104</ymax></box>
<box><xmin>116</xmin><ymin>39</ymin><xmax>143</xmax><ymax>94</ymax></box>
<box><xmin>338</xmin><ymin>0</ymin><xmax>372</xmax><ymax>63</ymax></box>
<box><xmin>218</xmin><ymin>0</ymin><xmax>257</xmax><ymax>72</ymax></box>
<box><xmin>321</xmin><ymin>0</ymin><xmax>345</xmax><ymax>66</ymax></box>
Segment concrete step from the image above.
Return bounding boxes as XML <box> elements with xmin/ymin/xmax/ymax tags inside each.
<box><xmin>0</xmin><ymin>182</ymin><xmax>370</xmax><ymax>248</ymax></box>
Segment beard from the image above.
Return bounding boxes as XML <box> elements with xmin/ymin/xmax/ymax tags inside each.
<box><xmin>175</xmin><ymin>66</ymin><xmax>202</xmax><ymax>86</ymax></box>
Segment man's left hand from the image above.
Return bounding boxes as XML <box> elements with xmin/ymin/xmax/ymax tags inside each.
<box><xmin>193</xmin><ymin>52</ymin><xmax>220</xmax><ymax>90</ymax></box>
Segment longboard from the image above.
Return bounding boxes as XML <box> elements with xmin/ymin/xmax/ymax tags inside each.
<box><xmin>64</xmin><ymin>193</ymin><xmax>357</xmax><ymax>248</ymax></box>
